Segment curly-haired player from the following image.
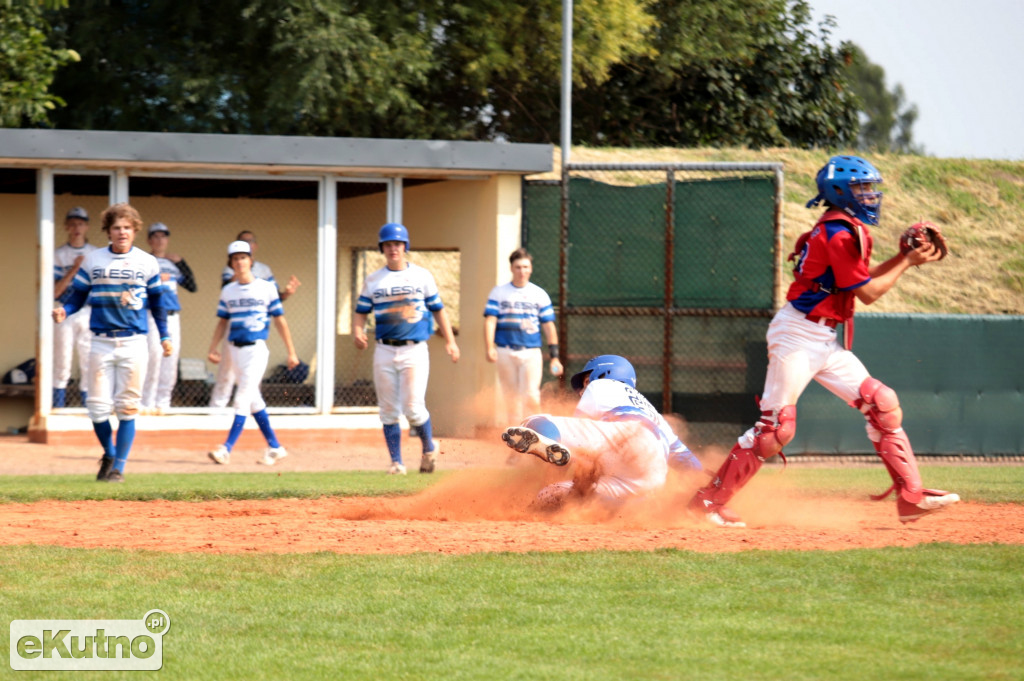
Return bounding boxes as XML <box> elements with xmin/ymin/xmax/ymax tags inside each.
<box><xmin>687</xmin><ymin>155</ymin><xmax>959</xmax><ymax>528</ymax></box>
<box><xmin>52</xmin><ymin>203</ymin><xmax>171</xmax><ymax>482</ymax></box>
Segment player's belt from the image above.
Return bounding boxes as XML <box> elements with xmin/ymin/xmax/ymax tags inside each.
<box><xmin>166</xmin><ymin>310</ymin><xmax>179</xmax><ymax>316</ymax></box>
<box><xmin>805</xmin><ymin>314</ymin><xmax>839</xmax><ymax>329</ymax></box>
<box><xmin>232</xmin><ymin>340</ymin><xmax>256</xmax><ymax>347</ymax></box>
<box><xmin>377</xmin><ymin>338</ymin><xmax>420</xmax><ymax>346</ymax></box>
<box><xmin>95</xmin><ymin>329</ymin><xmax>136</xmax><ymax>338</ymax></box>
<box><xmin>497</xmin><ymin>344</ymin><xmax>530</xmax><ymax>351</ymax></box>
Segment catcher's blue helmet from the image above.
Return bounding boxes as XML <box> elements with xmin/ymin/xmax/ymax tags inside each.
<box><xmin>806</xmin><ymin>155</ymin><xmax>884</xmax><ymax>225</ymax></box>
<box><xmin>378</xmin><ymin>222</ymin><xmax>410</xmax><ymax>252</ymax></box>
<box><xmin>570</xmin><ymin>355</ymin><xmax>637</xmax><ymax>391</ymax></box>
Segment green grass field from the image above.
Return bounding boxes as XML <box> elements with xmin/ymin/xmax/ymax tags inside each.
<box><xmin>1</xmin><ymin>465</ymin><xmax>1022</xmax><ymax>680</ymax></box>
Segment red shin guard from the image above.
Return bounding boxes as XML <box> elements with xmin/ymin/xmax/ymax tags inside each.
<box><xmin>689</xmin><ymin>443</ymin><xmax>763</xmax><ymax>511</ymax></box>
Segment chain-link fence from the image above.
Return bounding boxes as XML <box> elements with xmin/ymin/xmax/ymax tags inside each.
<box><xmin>523</xmin><ymin>163</ymin><xmax>783</xmax><ymax>446</ymax></box>
<box><xmin>51</xmin><ymin>173</ymin><xmax>320</xmax><ymax>411</ymax></box>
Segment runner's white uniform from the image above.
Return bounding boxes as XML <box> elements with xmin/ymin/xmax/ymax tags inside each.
<box><xmin>575</xmin><ymin>378</ymin><xmax>700</xmax><ymax>470</ymax></box>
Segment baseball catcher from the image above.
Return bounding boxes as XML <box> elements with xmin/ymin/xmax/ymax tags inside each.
<box><xmin>686</xmin><ymin>155</ymin><xmax>959</xmax><ymax>528</ymax></box>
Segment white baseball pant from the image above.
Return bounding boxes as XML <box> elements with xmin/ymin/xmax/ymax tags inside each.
<box><xmin>373</xmin><ymin>341</ymin><xmax>430</xmax><ymax>426</ymax></box>
<box><xmin>53</xmin><ymin>306</ymin><xmax>91</xmax><ymax>390</ymax></box>
<box><xmin>533</xmin><ymin>415</ymin><xmax>669</xmax><ymax>502</ymax></box>
<box><xmin>142</xmin><ymin>311</ymin><xmax>181</xmax><ymax>409</ymax></box>
<box><xmin>230</xmin><ymin>340</ymin><xmax>269</xmax><ymax>416</ymax></box>
<box><xmin>86</xmin><ymin>334</ymin><xmax>147</xmax><ymax>422</ymax></box>
<box><xmin>495</xmin><ymin>345</ymin><xmax>543</xmax><ymax>424</ymax></box>
<box><xmin>742</xmin><ymin>303</ymin><xmax>870</xmax><ymax>447</ymax></box>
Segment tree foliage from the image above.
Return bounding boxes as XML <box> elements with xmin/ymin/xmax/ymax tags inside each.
<box><xmin>27</xmin><ymin>0</ymin><xmax>866</xmax><ymax>149</ymax></box>
<box><xmin>0</xmin><ymin>0</ymin><xmax>78</xmax><ymax>127</ymax></box>
<box><xmin>844</xmin><ymin>43</ymin><xmax>921</xmax><ymax>154</ymax></box>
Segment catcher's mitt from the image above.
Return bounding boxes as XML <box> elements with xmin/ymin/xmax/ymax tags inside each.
<box><xmin>899</xmin><ymin>221</ymin><xmax>949</xmax><ymax>260</ymax></box>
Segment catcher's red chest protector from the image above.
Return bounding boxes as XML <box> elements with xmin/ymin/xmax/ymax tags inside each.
<box><xmin>787</xmin><ymin>209</ymin><xmax>873</xmax><ymax>324</ymax></box>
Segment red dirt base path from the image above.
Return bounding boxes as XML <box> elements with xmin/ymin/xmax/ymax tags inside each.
<box><xmin>0</xmin><ymin>434</ymin><xmax>1021</xmax><ymax>555</ymax></box>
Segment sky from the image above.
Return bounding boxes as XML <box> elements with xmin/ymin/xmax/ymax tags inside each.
<box><xmin>809</xmin><ymin>0</ymin><xmax>1024</xmax><ymax>161</ymax></box>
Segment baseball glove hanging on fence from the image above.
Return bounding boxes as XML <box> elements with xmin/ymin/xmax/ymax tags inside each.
<box><xmin>899</xmin><ymin>221</ymin><xmax>949</xmax><ymax>260</ymax></box>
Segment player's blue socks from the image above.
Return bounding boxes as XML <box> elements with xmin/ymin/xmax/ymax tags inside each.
<box><xmin>225</xmin><ymin>414</ymin><xmax>247</xmax><ymax>451</ymax></box>
<box><xmin>253</xmin><ymin>409</ymin><xmax>281</xmax><ymax>449</ymax></box>
<box><xmin>113</xmin><ymin>419</ymin><xmax>136</xmax><ymax>473</ymax></box>
<box><xmin>416</xmin><ymin>418</ymin><xmax>435</xmax><ymax>453</ymax></box>
<box><xmin>383</xmin><ymin>423</ymin><xmax>402</xmax><ymax>464</ymax></box>
<box><xmin>53</xmin><ymin>388</ymin><xmax>66</xmax><ymax>408</ymax></box>
<box><xmin>80</xmin><ymin>390</ymin><xmax>87</xmax><ymax>403</ymax></box>
<box><xmin>93</xmin><ymin>420</ymin><xmax>115</xmax><ymax>458</ymax></box>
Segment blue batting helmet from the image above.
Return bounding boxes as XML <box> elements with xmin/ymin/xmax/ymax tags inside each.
<box><xmin>378</xmin><ymin>222</ymin><xmax>410</xmax><ymax>252</ymax></box>
<box><xmin>570</xmin><ymin>355</ymin><xmax>637</xmax><ymax>391</ymax></box>
<box><xmin>806</xmin><ymin>155</ymin><xmax>884</xmax><ymax>225</ymax></box>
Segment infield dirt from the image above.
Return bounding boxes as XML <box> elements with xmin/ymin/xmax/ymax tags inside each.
<box><xmin>1</xmin><ymin>434</ymin><xmax>1021</xmax><ymax>555</ymax></box>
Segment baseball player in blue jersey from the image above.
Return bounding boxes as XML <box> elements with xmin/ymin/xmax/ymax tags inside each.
<box><xmin>52</xmin><ymin>203</ymin><xmax>171</xmax><ymax>483</ymax></box>
<box><xmin>502</xmin><ymin>355</ymin><xmax>701</xmax><ymax>512</ymax></box>
<box><xmin>484</xmin><ymin>248</ymin><xmax>563</xmax><ymax>426</ymax></box>
<box><xmin>206</xmin><ymin>240</ymin><xmax>299</xmax><ymax>466</ymax></box>
<box><xmin>209</xmin><ymin>230</ymin><xmax>301</xmax><ymax>408</ymax></box>
<box><xmin>52</xmin><ymin>207</ymin><xmax>99</xmax><ymax>408</ymax></box>
<box><xmin>142</xmin><ymin>222</ymin><xmax>197</xmax><ymax>413</ymax></box>
<box><xmin>353</xmin><ymin>223</ymin><xmax>460</xmax><ymax>475</ymax></box>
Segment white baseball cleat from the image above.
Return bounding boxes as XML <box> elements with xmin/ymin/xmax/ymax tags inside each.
<box><xmin>501</xmin><ymin>427</ymin><xmax>571</xmax><ymax>466</ymax></box>
<box><xmin>898</xmin><ymin>491</ymin><xmax>960</xmax><ymax>523</ymax></box>
<box><xmin>689</xmin><ymin>497</ymin><xmax>746</xmax><ymax>528</ymax></box>
<box><xmin>208</xmin><ymin>444</ymin><xmax>230</xmax><ymax>465</ymax></box>
<box><xmin>705</xmin><ymin>510</ymin><xmax>747</xmax><ymax>529</ymax></box>
<box><xmin>259</xmin><ymin>446</ymin><xmax>288</xmax><ymax>466</ymax></box>
<box><xmin>387</xmin><ymin>462</ymin><xmax>407</xmax><ymax>475</ymax></box>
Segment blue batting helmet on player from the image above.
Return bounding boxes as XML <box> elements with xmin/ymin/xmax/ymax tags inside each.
<box><xmin>570</xmin><ymin>355</ymin><xmax>637</xmax><ymax>391</ymax></box>
<box><xmin>806</xmin><ymin>155</ymin><xmax>884</xmax><ymax>225</ymax></box>
<box><xmin>378</xmin><ymin>222</ymin><xmax>410</xmax><ymax>252</ymax></box>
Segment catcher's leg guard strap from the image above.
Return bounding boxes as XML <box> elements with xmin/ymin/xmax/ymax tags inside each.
<box><xmin>857</xmin><ymin>378</ymin><xmax>923</xmax><ymax>504</ymax></box>
<box><xmin>751</xmin><ymin>405</ymin><xmax>796</xmax><ymax>459</ymax></box>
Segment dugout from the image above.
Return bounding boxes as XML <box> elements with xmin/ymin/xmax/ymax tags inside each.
<box><xmin>0</xmin><ymin>128</ymin><xmax>551</xmax><ymax>444</ymax></box>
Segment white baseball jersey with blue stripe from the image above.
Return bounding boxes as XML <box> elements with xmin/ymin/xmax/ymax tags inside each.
<box><xmin>355</xmin><ymin>264</ymin><xmax>444</xmax><ymax>342</ymax></box>
<box><xmin>217</xmin><ymin>278</ymin><xmax>283</xmax><ymax>343</ymax></box>
<box><xmin>484</xmin><ymin>282</ymin><xmax>555</xmax><ymax>348</ymax></box>
<box><xmin>70</xmin><ymin>246</ymin><xmax>164</xmax><ymax>334</ymax></box>
<box><xmin>575</xmin><ymin>378</ymin><xmax>696</xmax><ymax>467</ymax></box>
<box><xmin>54</xmin><ymin>241</ymin><xmax>99</xmax><ymax>303</ymax></box>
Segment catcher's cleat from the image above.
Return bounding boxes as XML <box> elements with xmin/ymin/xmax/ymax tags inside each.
<box><xmin>208</xmin><ymin>444</ymin><xmax>230</xmax><ymax>465</ymax></box>
<box><xmin>897</xmin><ymin>490</ymin><xmax>960</xmax><ymax>523</ymax></box>
<box><xmin>688</xmin><ymin>497</ymin><xmax>747</xmax><ymax>528</ymax></box>
<box><xmin>97</xmin><ymin>455</ymin><xmax>114</xmax><ymax>481</ymax></box>
<box><xmin>102</xmin><ymin>469</ymin><xmax>125</xmax><ymax>483</ymax></box>
<box><xmin>501</xmin><ymin>427</ymin><xmax>571</xmax><ymax>466</ymax></box>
